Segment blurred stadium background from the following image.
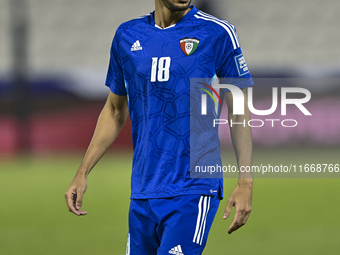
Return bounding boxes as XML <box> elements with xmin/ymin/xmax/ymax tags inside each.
<box><xmin>0</xmin><ymin>0</ymin><xmax>339</xmax><ymax>254</ymax></box>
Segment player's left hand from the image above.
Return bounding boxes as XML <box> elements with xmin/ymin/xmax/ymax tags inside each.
<box><xmin>223</xmin><ymin>180</ymin><xmax>253</xmax><ymax>234</ymax></box>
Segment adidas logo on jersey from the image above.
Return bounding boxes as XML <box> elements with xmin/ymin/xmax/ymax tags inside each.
<box><xmin>131</xmin><ymin>40</ymin><xmax>143</xmax><ymax>51</ymax></box>
<box><xmin>169</xmin><ymin>245</ymin><xmax>184</xmax><ymax>255</ymax></box>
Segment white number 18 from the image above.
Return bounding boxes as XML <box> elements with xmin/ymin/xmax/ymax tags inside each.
<box><xmin>151</xmin><ymin>57</ymin><xmax>171</xmax><ymax>82</ymax></box>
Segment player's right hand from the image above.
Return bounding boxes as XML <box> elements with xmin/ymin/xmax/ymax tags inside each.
<box><xmin>65</xmin><ymin>176</ymin><xmax>88</xmax><ymax>216</ymax></box>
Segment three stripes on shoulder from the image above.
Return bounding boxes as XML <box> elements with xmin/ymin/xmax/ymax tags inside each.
<box><xmin>194</xmin><ymin>11</ymin><xmax>240</xmax><ymax>50</ymax></box>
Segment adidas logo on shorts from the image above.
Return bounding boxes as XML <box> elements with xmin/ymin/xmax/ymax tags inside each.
<box><xmin>169</xmin><ymin>245</ymin><xmax>184</xmax><ymax>255</ymax></box>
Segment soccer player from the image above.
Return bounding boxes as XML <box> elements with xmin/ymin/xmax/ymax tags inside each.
<box><xmin>65</xmin><ymin>0</ymin><xmax>253</xmax><ymax>254</ymax></box>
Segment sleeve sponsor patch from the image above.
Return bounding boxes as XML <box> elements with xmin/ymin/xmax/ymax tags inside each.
<box><xmin>234</xmin><ymin>54</ymin><xmax>249</xmax><ymax>76</ymax></box>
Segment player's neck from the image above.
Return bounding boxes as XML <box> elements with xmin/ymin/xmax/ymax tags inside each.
<box><xmin>154</xmin><ymin>2</ymin><xmax>191</xmax><ymax>29</ymax></box>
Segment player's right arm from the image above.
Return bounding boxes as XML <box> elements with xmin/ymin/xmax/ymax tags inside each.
<box><xmin>65</xmin><ymin>91</ymin><xmax>128</xmax><ymax>216</ymax></box>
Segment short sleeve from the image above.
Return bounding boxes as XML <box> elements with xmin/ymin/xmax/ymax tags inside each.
<box><xmin>215</xmin><ymin>27</ymin><xmax>253</xmax><ymax>90</ymax></box>
<box><xmin>105</xmin><ymin>29</ymin><xmax>127</xmax><ymax>96</ymax></box>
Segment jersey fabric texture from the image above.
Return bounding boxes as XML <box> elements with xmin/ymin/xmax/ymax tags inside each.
<box><xmin>105</xmin><ymin>6</ymin><xmax>253</xmax><ymax>199</ymax></box>
<box><xmin>127</xmin><ymin>194</ymin><xmax>220</xmax><ymax>255</ymax></box>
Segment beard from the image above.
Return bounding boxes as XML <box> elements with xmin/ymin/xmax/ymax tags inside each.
<box><xmin>161</xmin><ymin>0</ymin><xmax>192</xmax><ymax>12</ymax></box>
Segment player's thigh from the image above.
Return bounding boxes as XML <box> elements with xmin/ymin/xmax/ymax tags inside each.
<box><xmin>128</xmin><ymin>199</ymin><xmax>159</xmax><ymax>255</ymax></box>
<box><xmin>155</xmin><ymin>195</ymin><xmax>220</xmax><ymax>255</ymax></box>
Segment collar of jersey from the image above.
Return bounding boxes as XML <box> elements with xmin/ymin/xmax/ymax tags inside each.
<box><xmin>150</xmin><ymin>5</ymin><xmax>198</xmax><ymax>30</ymax></box>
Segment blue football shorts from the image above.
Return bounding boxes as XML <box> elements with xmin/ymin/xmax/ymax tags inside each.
<box><xmin>126</xmin><ymin>194</ymin><xmax>220</xmax><ymax>255</ymax></box>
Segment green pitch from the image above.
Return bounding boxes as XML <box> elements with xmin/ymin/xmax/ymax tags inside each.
<box><xmin>0</xmin><ymin>147</ymin><xmax>339</xmax><ymax>255</ymax></box>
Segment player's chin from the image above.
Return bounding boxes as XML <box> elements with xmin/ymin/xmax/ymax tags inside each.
<box><xmin>174</xmin><ymin>4</ymin><xmax>190</xmax><ymax>11</ymax></box>
<box><xmin>176</xmin><ymin>0</ymin><xmax>191</xmax><ymax>9</ymax></box>
<box><xmin>163</xmin><ymin>0</ymin><xmax>191</xmax><ymax>11</ymax></box>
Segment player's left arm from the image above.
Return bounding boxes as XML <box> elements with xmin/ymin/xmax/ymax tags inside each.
<box><xmin>223</xmin><ymin>87</ymin><xmax>253</xmax><ymax>234</ymax></box>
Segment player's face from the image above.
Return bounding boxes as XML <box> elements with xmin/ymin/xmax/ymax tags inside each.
<box><xmin>161</xmin><ymin>0</ymin><xmax>192</xmax><ymax>12</ymax></box>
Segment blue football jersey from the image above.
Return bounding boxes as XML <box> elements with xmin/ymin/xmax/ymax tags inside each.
<box><xmin>105</xmin><ymin>6</ymin><xmax>253</xmax><ymax>199</ymax></box>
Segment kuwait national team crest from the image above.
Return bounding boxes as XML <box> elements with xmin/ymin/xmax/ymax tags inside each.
<box><xmin>180</xmin><ymin>38</ymin><xmax>200</xmax><ymax>56</ymax></box>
